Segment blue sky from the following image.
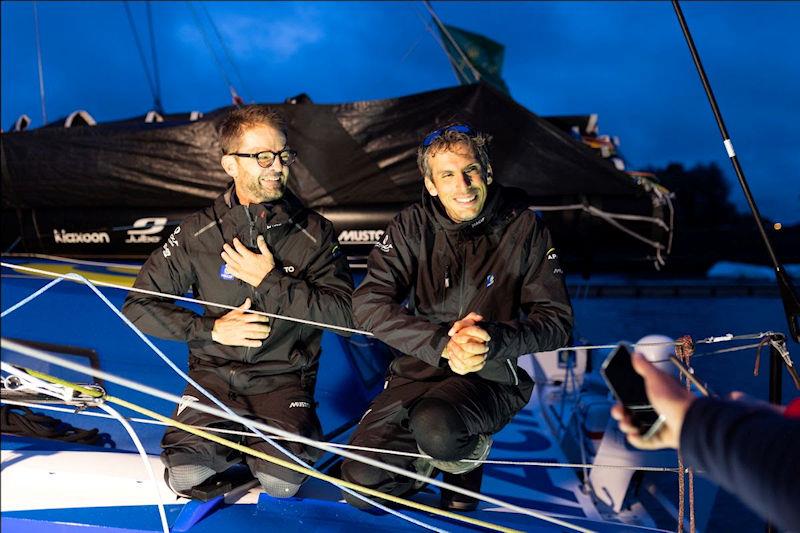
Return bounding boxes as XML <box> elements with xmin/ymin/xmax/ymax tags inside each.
<box><xmin>3</xmin><ymin>1</ymin><xmax>798</xmax><ymax>223</ymax></box>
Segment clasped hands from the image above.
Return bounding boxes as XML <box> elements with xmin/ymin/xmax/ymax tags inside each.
<box><xmin>441</xmin><ymin>312</ymin><xmax>490</xmax><ymax>375</ymax></box>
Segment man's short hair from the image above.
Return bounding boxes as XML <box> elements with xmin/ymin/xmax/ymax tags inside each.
<box><xmin>219</xmin><ymin>105</ymin><xmax>288</xmax><ymax>154</ymax></box>
<box><xmin>416</xmin><ymin>126</ymin><xmax>493</xmax><ymax>180</ymax></box>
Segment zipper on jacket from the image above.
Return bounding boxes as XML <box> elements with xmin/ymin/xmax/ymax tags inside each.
<box><xmin>458</xmin><ymin>248</ymin><xmax>466</xmax><ymax>318</ymax></box>
<box><xmin>243</xmin><ymin>206</ymin><xmax>258</xmax><ymax>362</ymax></box>
<box><xmin>444</xmin><ymin>264</ymin><xmax>451</xmax><ymax>289</ymax></box>
<box><xmin>505</xmin><ymin>359</ymin><xmax>519</xmax><ymax>386</ymax></box>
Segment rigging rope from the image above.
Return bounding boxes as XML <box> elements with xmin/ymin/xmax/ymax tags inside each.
<box><xmin>0</xmin><ymin>268</ymin><xmax>439</xmax><ymax>530</ymax></box>
<box><xmin>2</xmin><ymin>262</ymin><xmax>784</xmax><ymax>354</ymax></box>
<box><xmin>0</xmin><ymin>399</ymin><xmax>681</xmax><ymax>474</ymax></box>
<box><xmin>145</xmin><ymin>1</ymin><xmax>163</xmax><ymax>113</ymax></box>
<box><xmin>1</xmin><ymin>365</ymin><xmax>169</xmax><ymax>533</ymax></box>
<box><xmin>185</xmin><ymin>1</ymin><xmax>243</xmax><ymax>106</ymax></box>
<box><xmin>32</xmin><ymin>1</ymin><xmax>47</xmax><ymax>125</ymax></box>
<box><xmin>0</xmin><ymin>339</ymin><xmax>593</xmax><ymax>533</ymax></box>
<box><xmin>200</xmin><ymin>2</ymin><xmax>250</xmax><ymax>102</ymax></box>
<box><xmin>123</xmin><ymin>1</ymin><xmax>160</xmax><ymax>109</ymax></box>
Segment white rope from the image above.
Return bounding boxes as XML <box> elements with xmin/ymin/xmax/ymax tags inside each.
<box><xmin>97</xmin><ymin>402</ymin><xmax>169</xmax><ymax>533</ymax></box>
<box><xmin>1</xmin><ymin>262</ymin><xmax>371</xmax><ymax>336</ymax></box>
<box><xmin>0</xmin><ymin>399</ymin><xmax>680</xmax><ymax>474</ymax></box>
<box><xmin>3</xmin><ymin>262</ymin><xmax>782</xmax><ymax>351</ymax></box>
<box><xmin>1</xmin><ymin>253</ymin><xmax>141</xmax><ymax>270</ymax></box>
<box><xmin>0</xmin><ymin>364</ymin><xmax>170</xmax><ymax>533</ymax></box>
<box><xmin>1</xmin><ymin>277</ymin><xmax>64</xmax><ymax>318</ymax></box>
<box><xmin>529</xmin><ymin>204</ymin><xmax>671</xmax><ymax>231</ymax></box>
<box><xmin>0</xmin><ymin>268</ymin><xmax>439</xmax><ymax>531</ymax></box>
<box><xmin>1</xmin><ymin>339</ymin><xmax>593</xmax><ymax>533</ymax></box>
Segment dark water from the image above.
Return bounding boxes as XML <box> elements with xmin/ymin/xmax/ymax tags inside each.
<box><xmin>572</xmin><ymin>295</ymin><xmax>799</xmax><ymax>403</ymax></box>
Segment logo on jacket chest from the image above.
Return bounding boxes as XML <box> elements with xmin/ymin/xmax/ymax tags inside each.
<box><xmin>219</xmin><ymin>264</ymin><xmax>235</xmax><ymax>281</ymax></box>
<box><xmin>486</xmin><ymin>274</ymin><xmax>495</xmax><ymax>288</ymax></box>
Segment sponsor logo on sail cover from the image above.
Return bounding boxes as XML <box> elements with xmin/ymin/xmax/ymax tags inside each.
<box><xmin>53</xmin><ymin>229</ymin><xmax>110</xmax><ymax>244</ymax></box>
<box><xmin>125</xmin><ymin>217</ymin><xmax>168</xmax><ymax>244</ymax></box>
<box><xmin>337</xmin><ymin>229</ymin><xmax>385</xmax><ymax>244</ymax></box>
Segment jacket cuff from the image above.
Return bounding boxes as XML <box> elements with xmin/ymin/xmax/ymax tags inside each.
<box><xmin>194</xmin><ymin>315</ymin><xmax>217</xmax><ymax>341</ymax></box>
<box><xmin>679</xmin><ymin>396</ymin><xmax>714</xmax><ymax>457</ymax></box>
<box><xmin>433</xmin><ymin>328</ymin><xmax>450</xmax><ymax>367</ymax></box>
<box><xmin>255</xmin><ymin>267</ymin><xmax>284</xmax><ymax>294</ymax></box>
<box><xmin>480</xmin><ymin>322</ymin><xmax>507</xmax><ymax>361</ymax></box>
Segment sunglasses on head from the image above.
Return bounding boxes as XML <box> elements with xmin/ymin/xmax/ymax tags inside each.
<box><xmin>421</xmin><ymin>123</ymin><xmax>475</xmax><ymax>147</ymax></box>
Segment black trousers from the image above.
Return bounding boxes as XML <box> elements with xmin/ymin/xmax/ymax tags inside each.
<box><xmin>161</xmin><ymin>369</ymin><xmax>322</xmax><ymax>485</ymax></box>
<box><xmin>340</xmin><ymin>373</ymin><xmax>530</xmax><ymax>503</ymax></box>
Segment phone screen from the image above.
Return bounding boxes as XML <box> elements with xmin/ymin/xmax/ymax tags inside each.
<box><xmin>601</xmin><ymin>342</ymin><xmax>664</xmax><ymax>437</ymax></box>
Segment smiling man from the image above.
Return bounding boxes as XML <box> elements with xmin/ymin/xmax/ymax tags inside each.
<box><xmin>341</xmin><ymin>123</ymin><xmax>573</xmax><ymax>511</ymax></box>
<box><xmin>122</xmin><ymin>105</ymin><xmax>353</xmax><ymax>499</ymax></box>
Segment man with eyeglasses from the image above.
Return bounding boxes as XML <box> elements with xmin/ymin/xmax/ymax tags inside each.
<box><xmin>341</xmin><ymin>123</ymin><xmax>573</xmax><ymax>511</ymax></box>
<box><xmin>123</xmin><ymin>105</ymin><xmax>353</xmax><ymax>499</ymax></box>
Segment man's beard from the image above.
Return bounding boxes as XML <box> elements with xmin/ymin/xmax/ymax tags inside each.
<box><xmin>248</xmin><ymin>174</ymin><xmax>286</xmax><ymax>202</ymax></box>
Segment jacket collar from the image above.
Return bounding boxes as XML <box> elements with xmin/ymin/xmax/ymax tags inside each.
<box><xmin>422</xmin><ymin>182</ymin><xmax>504</xmax><ymax>236</ymax></box>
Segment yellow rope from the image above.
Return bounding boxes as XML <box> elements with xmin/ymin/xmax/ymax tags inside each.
<box><xmin>24</xmin><ymin>369</ymin><xmax>523</xmax><ymax>533</ymax></box>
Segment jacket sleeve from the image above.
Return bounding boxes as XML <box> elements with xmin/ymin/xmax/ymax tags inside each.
<box><xmin>122</xmin><ymin>225</ymin><xmax>215</xmax><ymax>342</ymax></box>
<box><xmin>482</xmin><ymin>216</ymin><xmax>573</xmax><ymax>361</ymax></box>
<box><xmin>680</xmin><ymin>397</ymin><xmax>800</xmax><ymax>532</ymax></box>
<box><xmin>351</xmin><ymin>215</ymin><xmax>450</xmax><ymax>366</ymax></box>
<box><xmin>253</xmin><ymin>220</ymin><xmax>354</xmax><ymax>335</ymax></box>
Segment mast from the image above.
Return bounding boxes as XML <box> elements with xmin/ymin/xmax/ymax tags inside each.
<box><xmin>672</xmin><ymin>0</ymin><xmax>799</xmax><ymax>343</ymax></box>
<box><xmin>422</xmin><ymin>1</ymin><xmax>482</xmax><ymax>83</ymax></box>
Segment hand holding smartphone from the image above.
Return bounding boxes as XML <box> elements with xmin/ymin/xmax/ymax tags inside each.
<box><xmin>601</xmin><ymin>341</ymin><xmax>666</xmax><ymax>440</ymax></box>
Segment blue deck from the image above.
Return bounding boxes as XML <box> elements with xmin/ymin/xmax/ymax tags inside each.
<box><xmin>0</xmin><ymin>259</ymin><xmax>678</xmax><ymax>532</ymax></box>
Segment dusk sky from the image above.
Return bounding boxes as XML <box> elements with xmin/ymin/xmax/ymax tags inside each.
<box><xmin>3</xmin><ymin>1</ymin><xmax>798</xmax><ymax>224</ymax></box>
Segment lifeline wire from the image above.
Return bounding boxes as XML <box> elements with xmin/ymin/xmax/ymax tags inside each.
<box><xmin>0</xmin><ymin>269</ymin><xmax>441</xmax><ymax>530</ymax></box>
<box><xmin>1</xmin><ymin>261</ymin><xmax>780</xmax><ymax>351</ymax></box>
<box><xmin>0</xmin><ymin>400</ymin><xmax>680</xmax><ymax>474</ymax></box>
<box><xmin>1</xmin><ymin>338</ymin><xmax>594</xmax><ymax>533</ymax></box>
<box><xmin>1</xmin><ymin>262</ymin><xmax>370</xmax><ymax>336</ymax></box>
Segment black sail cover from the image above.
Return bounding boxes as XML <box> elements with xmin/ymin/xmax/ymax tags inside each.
<box><xmin>1</xmin><ymin>83</ymin><xmax>670</xmax><ymax>271</ymax></box>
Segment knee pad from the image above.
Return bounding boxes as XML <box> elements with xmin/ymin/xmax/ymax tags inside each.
<box><xmin>254</xmin><ymin>471</ymin><xmax>302</xmax><ymax>498</ymax></box>
<box><xmin>167</xmin><ymin>464</ymin><xmax>215</xmax><ymax>494</ymax></box>
<box><xmin>410</xmin><ymin>398</ymin><xmax>474</xmax><ymax>461</ymax></box>
<box><xmin>341</xmin><ymin>459</ymin><xmax>387</xmax><ymax>488</ymax></box>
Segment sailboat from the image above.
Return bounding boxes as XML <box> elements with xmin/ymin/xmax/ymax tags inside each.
<box><xmin>2</xmin><ymin>2</ymin><xmax>798</xmax><ymax>532</ymax></box>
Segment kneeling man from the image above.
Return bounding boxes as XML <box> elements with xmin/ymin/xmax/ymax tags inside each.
<box><xmin>341</xmin><ymin>123</ymin><xmax>573</xmax><ymax>510</ymax></box>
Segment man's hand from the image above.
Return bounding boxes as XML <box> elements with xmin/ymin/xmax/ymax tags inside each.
<box><xmin>610</xmin><ymin>352</ymin><xmax>695</xmax><ymax>450</ymax></box>
<box><xmin>221</xmin><ymin>236</ymin><xmax>275</xmax><ymax>287</ymax></box>
<box><xmin>211</xmin><ymin>298</ymin><xmax>271</xmax><ymax>347</ymax></box>
<box><xmin>442</xmin><ymin>312</ymin><xmax>490</xmax><ymax>375</ymax></box>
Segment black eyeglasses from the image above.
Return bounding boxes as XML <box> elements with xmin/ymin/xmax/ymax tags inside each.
<box><xmin>422</xmin><ymin>123</ymin><xmax>475</xmax><ymax>147</ymax></box>
<box><xmin>228</xmin><ymin>149</ymin><xmax>298</xmax><ymax>168</ymax></box>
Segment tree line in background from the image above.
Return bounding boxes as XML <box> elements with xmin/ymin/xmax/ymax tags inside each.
<box><xmin>645</xmin><ymin>162</ymin><xmax>798</xmax><ymax>274</ymax></box>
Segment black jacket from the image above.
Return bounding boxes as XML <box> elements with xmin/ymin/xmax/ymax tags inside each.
<box><xmin>122</xmin><ymin>186</ymin><xmax>353</xmax><ymax>395</ymax></box>
<box><xmin>681</xmin><ymin>397</ymin><xmax>800</xmax><ymax>531</ymax></box>
<box><xmin>352</xmin><ymin>183</ymin><xmax>573</xmax><ymax>387</ymax></box>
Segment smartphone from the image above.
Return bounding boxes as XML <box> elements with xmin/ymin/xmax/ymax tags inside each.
<box><xmin>601</xmin><ymin>341</ymin><xmax>666</xmax><ymax>440</ymax></box>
